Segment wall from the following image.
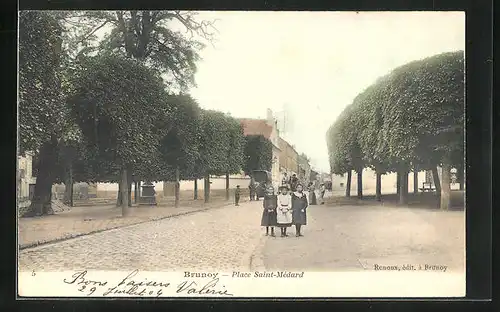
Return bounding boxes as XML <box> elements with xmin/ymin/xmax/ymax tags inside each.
<box><xmin>17</xmin><ymin>154</ymin><xmax>36</xmax><ymax>199</ymax></box>
<box><xmin>278</xmin><ymin>138</ymin><xmax>299</xmax><ymax>175</ymax></box>
<box><xmin>330</xmin><ymin>167</ymin><xmax>463</xmax><ymax>196</ymax></box>
<box><xmin>95</xmin><ymin>176</ymin><xmax>252</xmax><ymax>198</ymax></box>
<box><xmin>331</xmin><ymin>168</ymin><xmax>427</xmax><ymax>196</ymax></box>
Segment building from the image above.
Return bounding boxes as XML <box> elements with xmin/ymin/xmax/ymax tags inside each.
<box><xmin>239</xmin><ymin>109</ymin><xmax>281</xmax><ymax>186</ymax></box>
<box><xmin>297</xmin><ymin>153</ymin><xmax>312</xmax><ymax>185</ymax></box>
<box><xmin>278</xmin><ymin>137</ymin><xmax>299</xmax><ymax>178</ymax></box>
<box><xmin>17</xmin><ymin>153</ymin><xmax>36</xmax><ymax>200</ymax></box>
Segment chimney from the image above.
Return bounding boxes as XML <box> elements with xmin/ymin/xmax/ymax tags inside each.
<box><xmin>266</xmin><ymin>108</ymin><xmax>274</xmax><ymax>126</ymax></box>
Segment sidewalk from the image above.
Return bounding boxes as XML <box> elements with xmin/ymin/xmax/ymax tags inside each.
<box><xmin>18</xmin><ymin>196</ymin><xmax>246</xmax><ymax>249</ymax></box>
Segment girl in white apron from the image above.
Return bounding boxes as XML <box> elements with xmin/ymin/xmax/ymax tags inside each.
<box><xmin>276</xmin><ymin>185</ymin><xmax>292</xmax><ymax>237</ymax></box>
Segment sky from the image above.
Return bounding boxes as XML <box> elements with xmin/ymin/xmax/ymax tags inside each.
<box><xmin>83</xmin><ymin>11</ymin><xmax>464</xmax><ymax>173</ymax></box>
<box><xmin>187</xmin><ymin>11</ymin><xmax>465</xmax><ymax>172</ymax></box>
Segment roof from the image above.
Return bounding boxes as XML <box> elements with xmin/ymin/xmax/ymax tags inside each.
<box><xmin>238</xmin><ymin>118</ymin><xmax>273</xmax><ymax>139</ymax></box>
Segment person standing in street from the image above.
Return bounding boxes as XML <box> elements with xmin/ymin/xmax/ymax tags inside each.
<box><xmin>261</xmin><ymin>185</ymin><xmax>277</xmax><ymax>236</ymax></box>
<box><xmin>308</xmin><ymin>182</ymin><xmax>317</xmax><ymax>205</ymax></box>
<box><xmin>319</xmin><ymin>183</ymin><xmax>326</xmax><ymax>205</ymax></box>
<box><xmin>249</xmin><ymin>179</ymin><xmax>255</xmax><ymax>201</ymax></box>
<box><xmin>291</xmin><ymin>183</ymin><xmax>308</xmax><ymax>237</ymax></box>
<box><xmin>276</xmin><ymin>185</ymin><xmax>292</xmax><ymax>237</ymax></box>
<box><xmin>289</xmin><ymin>174</ymin><xmax>299</xmax><ymax>192</ymax></box>
<box><xmin>235</xmin><ymin>185</ymin><xmax>241</xmax><ymax>206</ymax></box>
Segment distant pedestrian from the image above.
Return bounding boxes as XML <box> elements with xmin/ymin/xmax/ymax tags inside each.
<box><xmin>249</xmin><ymin>179</ymin><xmax>256</xmax><ymax>201</ymax></box>
<box><xmin>319</xmin><ymin>183</ymin><xmax>326</xmax><ymax>205</ymax></box>
<box><xmin>261</xmin><ymin>185</ymin><xmax>277</xmax><ymax>236</ymax></box>
<box><xmin>289</xmin><ymin>174</ymin><xmax>299</xmax><ymax>192</ymax></box>
<box><xmin>308</xmin><ymin>182</ymin><xmax>317</xmax><ymax>205</ymax></box>
<box><xmin>276</xmin><ymin>185</ymin><xmax>292</xmax><ymax>237</ymax></box>
<box><xmin>235</xmin><ymin>185</ymin><xmax>241</xmax><ymax>206</ymax></box>
<box><xmin>291</xmin><ymin>183</ymin><xmax>308</xmax><ymax>237</ymax></box>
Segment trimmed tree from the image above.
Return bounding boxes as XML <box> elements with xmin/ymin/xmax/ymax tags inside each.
<box><xmin>243</xmin><ymin>135</ymin><xmax>273</xmax><ymax>176</ymax></box>
<box><xmin>68</xmin><ymin>54</ymin><xmax>173</xmax><ymax>216</ymax></box>
<box><xmin>158</xmin><ymin>94</ymin><xmax>202</xmax><ymax>207</ymax></box>
<box><xmin>327</xmin><ymin>51</ymin><xmax>464</xmax><ymax>209</ymax></box>
<box><xmin>198</xmin><ymin>110</ymin><xmax>232</xmax><ymax>203</ymax></box>
<box><xmin>224</xmin><ymin>117</ymin><xmax>245</xmax><ymax>200</ymax></box>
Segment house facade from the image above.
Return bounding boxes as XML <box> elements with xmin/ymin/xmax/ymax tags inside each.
<box><xmin>278</xmin><ymin>137</ymin><xmax>299</xmax><ymax>175</ymax></box>
<box><xmin>17</xmin><ymin>153</ymin><xmax>37</xmax><ymax>200</ymax></box>
<box><xmin>239</xmin><ymin>109</ymin><xmax>281</xmax><ymax>187</ymax></box>
<box><xmin>297</xmin><ymin>154</ymin><xmax>312</xmax><ymax>185</ymax></box>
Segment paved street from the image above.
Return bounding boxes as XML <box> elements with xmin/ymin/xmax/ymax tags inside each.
<box><xmin>19</xmin><ymin>199</ymin><xmax>465</xmax><ymax>273</ymax></box>
<box><xmin>257</xmin><ymin>204</ymin><xmax>465</xmax><ymax>272</ymax></box>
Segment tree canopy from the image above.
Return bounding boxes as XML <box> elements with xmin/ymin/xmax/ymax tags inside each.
<box><xmin>18</xmin><ymin>11</ymin><xmax>65</xmax><ymax>155</ymax></box>
<box><xmin>68</xmin><ymin>54</ymin><xmax>173</xmax><ymax>171</ymax></box>
<box><xmin>327</xmin><ymin>51</ymin><xmax>465</xmax><ymax>175</ymax></box>
<box><xmin>58</xmin><ymin>10</ymin><xmax>216</xmax><ymax>91</ymax></box>
<box><xmin>243</xmin><ymin>135</ymin><xmax>273</xmax><ymax>175</ymax></box>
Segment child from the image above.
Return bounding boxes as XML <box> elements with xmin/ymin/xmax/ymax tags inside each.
<box><xmin>291</xmin><ymin>183</ymin><xmax>308</xmax><ymax>237</ymax></box>
<box><xmin>276</xmin><ymin>185</ymin><xmax>292</xmax><ymax>237</ymax></box>
<box><xmin>235</xmin><ymin>185</ymin><xmax>241</xmax><ymax>206</ymax></box>
<box><xmin>261</xmin><ymin>185</ymin><xmax>277</xmax><ymax>236</ymax></box>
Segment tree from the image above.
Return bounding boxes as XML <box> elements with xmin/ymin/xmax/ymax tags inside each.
<box><xmin>379</xmin><ymin>51</ymin><xmax>464</xmax><ymax>208</ymax></box>
<box><xmin>19</xmin><ymin>11</ymin><xmax>66</xmax><ymax>216</ymax></box>
<box><xmin>58</xmin><ymin>10</ymin><xmax>216</xmax><ymax>92</ymax></box>
<box><xmin>68</xmin><ymin>54</ymin><xmax>173</xmax><ymax>216</ymax></box>
<box><xmin>223</xmin><ymin>116</ymin><xmax>245</xmax><ymax>200</ymax></box>
<box><xmin>243</xmin><ymin>135</ymin><xmax>273</xmax><ymax>176</ymax></box>
<box><xmin>158</xmin><ymin>94</ymin><xmax>202</xmax><ymax>207</ymax></box>
<box><xmin>197</xmin><ymin>110</ymin><xmax>233</xmax><ymax>203</ymax></box>
<box><xmin>326</xmin><ymin>103</ymin><xmax>365</xmax><ymax>198</ymax></box>
<box><xmin>326</xmin><ymin>51</ymin><xmax>464</xmax><ymax>209</ymax></box>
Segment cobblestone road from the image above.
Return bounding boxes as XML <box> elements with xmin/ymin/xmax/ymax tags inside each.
<box><xmin>19</xmin><ymin>200</ymin><xmax>465</xmax><ymax>274</ymax></box>
<box><xmin>19</xmin><ymin>200</ymin><xmax>263</xmax><ymax>272</ymax></box>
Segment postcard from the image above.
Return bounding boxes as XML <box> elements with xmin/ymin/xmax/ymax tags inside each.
<box><xmin>17</xmin><ymin>10</ymin><xmax>465</xmax><ymax>298</ymax></box>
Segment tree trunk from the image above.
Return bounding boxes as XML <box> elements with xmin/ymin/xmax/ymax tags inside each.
<box><xmin>357</xmin><ymin>170</ymin><xmax>363</xmax><ymax>199</ymax></box>
<box><xmin>432</xmin><ymin>167</ymin><xmax>441</xmax><ymax>193</ymax></box>
<box><xmin>121</xmin><ymin>167</ymin><xmax>130</xmax><ymax>216</ymax></box>
<box><xmin>413</xmin><ymin>170</ymin><xmax>419</xmax><ymax>194</ymax></box>
<box><xmin>69</xmin><ymin>174</ymin><xmax>74</xmax><ymax>207</ymax></box>
<box><xmin>27</xmin><ymin>140</ymin><xmax>58</xmax><ymax>216</ymax></box>
<box><xmin>194</xmin><ymin>179</ymin><xmax>198</xmax><ymax>200</ymax></box>
<box><xmin>440</xmin><ymin>162</ymin><xmax>451</xmax><ymax>210</ymax></box>
<box><xmin>375</xmin><ymin>171</ymin><xmax>382</xmax><ymax>201</ymax></box>
<box><xmin>225</xmin><ymin>172</ymin><xmax>230</xmax><ymax>201</ymax></box>
<box><xmin>134</xmin><ymin>181</ymin><xmax>139</xmax><ymax>204</ymax></box>
<box><xmin>345</xmin><ymin>170</ymin><xmax>352</xmax><ymax>198</ymax></box>
<box><xmin>116</xmin><ymin>182</ymin><xmax>122</xmax><ymax>207</ymax></box>
<box><xmin>204</xmin><ymin>174</ymin><xmax>210</xmax><ymax>203</ymax></box>
<box><xmin>175</xmin><ymin>166</ymin><xmax>180</xmax><ymax>208</ymax></box>
<box><xmin>127</xmin><ymin>180</ymin><xmax>132</xmax><ymax>207</ymax></box>
<box><xmin>63</xmin><ymin>165</ymin><xmax>73</xmax><ymax>206</ymax></box>
<box><xmin>396</xmin><ymin>171</ymin><xmax>401</xmax><ymax>195</ymax></box>
<box><xmin>399</xmin><ymin>169</ymin><xmax>409</xmax><ymax>205</ymax></box>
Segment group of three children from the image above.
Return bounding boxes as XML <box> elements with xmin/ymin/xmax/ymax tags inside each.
<box><xmin>260</xmin><ymin>183</ymin><xmax>308</xmax><ymax>237</ymax></box>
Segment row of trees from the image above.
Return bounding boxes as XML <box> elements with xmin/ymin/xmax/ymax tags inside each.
<box><xmin>19</xmin><ymin>11</ymin><xmax>272</xmax><ymax>217</ymax></box>
<box><xmin>326</xmin><ymin>51</ymin><xmax>465</xmax><ymax>210</ymax></box>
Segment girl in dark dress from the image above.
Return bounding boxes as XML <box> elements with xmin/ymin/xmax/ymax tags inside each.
<box><xmin>291</xmin><ymin>183</ymin><xmax>308</xmax><ymax>237</ymax></box>
<box><xmin>261</xmin><ymin>185</ymin><xmax>278</xmax><ymax>236</ymax></box>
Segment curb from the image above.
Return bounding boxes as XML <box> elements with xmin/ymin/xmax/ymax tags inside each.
<box><xmin>249</xmin><ymin>234</ymin><xmax>267</xmax><ymax>271</ymax></box>
<box><xmin>19</xmin><ymin>200</ymin><xmax>243</xmax><ymax>251</ymax></box>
